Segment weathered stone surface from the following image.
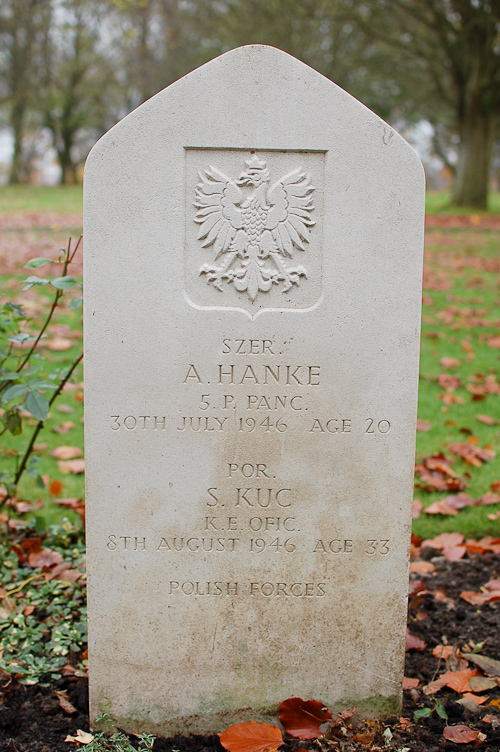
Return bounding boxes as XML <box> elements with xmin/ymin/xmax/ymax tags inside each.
<box><xmin>84</xmin><ymin>45</ymin><xmax>424</xmax><ymax>735</ymax></box>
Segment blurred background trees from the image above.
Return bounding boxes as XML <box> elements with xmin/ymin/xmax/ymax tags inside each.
<box><xmin>0</xmin><ymin>0</ymin><xmax>499</xmax><ymax>207</ymax></box>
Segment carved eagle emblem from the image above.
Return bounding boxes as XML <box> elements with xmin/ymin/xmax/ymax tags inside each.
<box><xmin>194</xmin><ymin>155</ymin><xmax>315</xmax><ymax>302</ymax></box>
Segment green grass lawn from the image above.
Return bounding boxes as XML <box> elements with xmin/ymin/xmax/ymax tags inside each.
<box><xmin>0</xmin><ymin>185</ymin><xmax>83</xmax><ymax>215</ymax></box>
<box><xmin>0</xmin><ymin>185</ymin><xmax>499</xmax><ymax>217</ymax></box>
<box><xmin>425</xmin><ymin>190</ymin><xmax>500</xmax><ymax>214</ymax></box>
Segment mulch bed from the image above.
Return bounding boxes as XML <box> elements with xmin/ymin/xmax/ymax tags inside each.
<box><xmin>1</xmin><ymin>554</ymin><xmax>499</xmax><ymax>752</ymax></box>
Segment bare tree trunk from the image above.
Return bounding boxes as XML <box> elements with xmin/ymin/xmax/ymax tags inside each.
<box><xmin>9</xmin><ymin>101</ymin><xmax>26</xmax><ymax>184</ymax></box>
<box><xmin>453</xmin><ymin>106</ymin><xmax>495</xmax><ymax>209</ymax></box>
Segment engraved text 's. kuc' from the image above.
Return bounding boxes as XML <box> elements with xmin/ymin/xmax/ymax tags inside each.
<box><xmin>194</xmin><ymin>155</ymin><xmax>315</xmax><ymax>302</ymax></box>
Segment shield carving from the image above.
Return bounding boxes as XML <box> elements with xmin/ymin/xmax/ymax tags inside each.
<box><xmin>184</xmin><ymin>148</ymin><xmax>324</xmax><ymax>318</ymax></box>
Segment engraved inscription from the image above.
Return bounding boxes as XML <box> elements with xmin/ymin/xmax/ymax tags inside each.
<box><xmin>195</xmin><ymin>155</ymin><xmax>315</xmax><ymax>302</ymax></box>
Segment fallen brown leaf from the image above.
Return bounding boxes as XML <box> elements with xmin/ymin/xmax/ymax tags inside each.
<box><xmin>424</xmin><ymin>500</ymin><xmax>458</xmax><ymax>516</ymax></box>
<box><xmin>476</xmin><ymin>414</ymin><xmax>499</xmax><ymax>425</ymax></box>
<box><xmin>440</xmin><ymin>668</ymin><xmax>481</xmax><ymax>693</ymax></box>
<box><xmin>433</xmin><ymin>645</ymin><xmax>454</xmax><ymax>660</ymax></box>
<box><xmin>219</xmin><ymin>722</ymin><xmax>283</xmax><ymax>752</ymax></box>
<box><xmin>469</xmin><ymin>677</ymin><xmax>498</xmax><ymax>693</ymax></box>
<box><xmin>55</xmin><ymin>690</ymin><xmax>77</xmax><ymax>714</ymax></box>
<box><xmin>51</xmin><ymin>446</ymin><xmax>82</xmax><ymax>460</ymax></box>
<box><xmin>402</xmin><ymin>676</ymin><xmax>419</xmax><ymax>690</ymax></box>
<box><xmin>443</xmin><ymin>725</ymin><xmax>485</xmax><ymax>744</ymax></box>
<box><xmin>279</xmin><ymin>697</ymin><xmax>331</xmax><ymax>739</ymax></box>
<box><xmin>405</xmin><ymin>629</ymin><xmax>426</xmax><ymax>652</ymax></box>
<box><xmin>416</xmin><ymin>419</ymin><xmax>431</xmax><ymax>432</ymax></box>
<box><xmin>65</xmin><ymin>729</ymin><xmax>94</xmax><ymax>744</ymax></box>
<box><xmin>464</xmin><ymin>653</ymin><xmax>500</xmax><ymax>677</ymax></box>
<box><xmin>28</xmin><ymin>547</ymin><xmax>64</xmax><ymax>570</ymax></box>
<box><xmin>57</xmin><ymin>459</ymin><xmax>85</xmax><ymax>474</ymax></box>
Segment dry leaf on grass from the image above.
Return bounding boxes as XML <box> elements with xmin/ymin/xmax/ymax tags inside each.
<box><xmin>51</xmin><ymin>446</ymin><xmax>82</xmax><ymax>460</ymax></box>
<box><xmin>45</xmin><ymin>337</ymin><xmax>72</xmax><ymax>351</ymax></box>
<box><xmin>440</xmin><ymin>357</ymin><xmax>461</xmax><ymax>369</ymax></box>
<box><xmin>58</xmin><ymin>459</ymin><xmax>85</xmax><ymax>474</ymax></box>
<box><xmin>424</xmin><ymin>500</ymin><xmax>459</xmax><ymax>516</ymax></box>
<box><xmin>52</xmin><ymin>421</ymin><xmax>76</xmax><ymax>434</ymax></box>
<box><xmin>279</xmin><ymin>697</ymin><xmax>332</xmax><ymax>739</ymax></box>
<box><xmin>476</xmin><ymin>414</ymin><xmax>499</xmax><ymax>425</ymax></box>
<box><xmin>219</xmin><ymin>722</ymin><xmax>283</xmax><ymax>752</ymax></box>
<box><xmin>416</xmin><ymin>419</ymin><xmax>431</xmax><ymax>431</ymax></box>
<box><xmin>65</xmin><ymin>729</ymin><xmax>94</xmax><ymax>744</ymax></box>
<box><xmin>28</xmin><ymin>547</ymin><xmax>63</xmax><ymax>569</ymax></box>
<box><xmin>412</xmin><ymin>499</ymin><xmax>423</xmax><ymax>519</ymax></box>
<box><xmin>57</xmin><ymin>404</ymin><xmax>74</xmax><ymax>413</ymax></box>
<box><xmin>49</xmin><ymin>479</ymin><xmax>63</xmax><ymax>496</ymax></box>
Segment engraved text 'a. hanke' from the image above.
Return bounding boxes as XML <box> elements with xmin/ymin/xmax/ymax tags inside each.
<box><xmin>194</xmin><ymin>155</ymin><xmax>315</xmax><ymax>303</ymax></box>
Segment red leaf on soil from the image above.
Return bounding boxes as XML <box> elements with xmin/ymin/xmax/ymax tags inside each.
<box><xmin>409</xmin><ymin>560</ymin><xmax>435</xmax><ymax>574</ymax></box>
<box><xmin>443</xmin><ymin>546</ymin><xmax>467</xmax><ymax>562</ymax></box>
<box><xmin>279</xmin><ymin>697</ymin><xmax>332</xmax><ymax>739</ymax></box>
<box><xmin>443</xmin><ymin>725</ymin><xmax>483</xmax><ymax>744</ymax></box>
<box><xmin>405</xmin><ymin>629</ymin><xmax>426</xmax><ymax>652</ymax></box>
<box><xmin>460</xmin><ymin>591</ymin><xmax>490</xmax><ymax>606</ymax></box>
<box><xmin>441</xmin><ymin>669</ymin><xmax>481</xmax><ymax>693</ymax></box>
<box><xmin>219</xmin><ymin>722</ymin><xmax>283</xmax><ymax>752</ymax></box>
<box><xmin>338</xmin><ymin>707</ymin><xmax>355</xmax><ymax>721</ymax></box>
<box><xmin>402</xmin><ymin>677</ymin><xmax>420</xmax><ymax>690</ymax></box>
<box><xmin>484</xmin><ymin>579</ymin><xmax>500</xmax><ymax>591</ymax></box>
<box><xmin>28</xmin><ymin>547</ymin><xmax>64</xmax><ymax>570</ymax></box>
<box><xmin>423</xmin><ymin>532</ymin><xmax>464</xmax><ymax>550</ymax></box>
<box><xmin>433</xmin><ymin>645</ymin><xmax>454</xmax><ymax>660</ymax></box>
<box><xmin>423</xmin><ymin>677</ymin><xmax>446</xmax><ymax>695</ymax></box>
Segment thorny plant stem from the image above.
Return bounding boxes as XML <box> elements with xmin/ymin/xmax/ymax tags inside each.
<box><xmin>2</xmin><ymin>352</ymin><xmax>83</xmax><ymax>510</ymax></box>
<box><xmin>16</xmin><ymin>236</ymin><xmax>82</xmax><ymax>373</ymax></box>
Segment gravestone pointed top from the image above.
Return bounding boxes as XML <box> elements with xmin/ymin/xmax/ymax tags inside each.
<box><xmin>84</xmin><ymin>45</ymin><xmax>424</xmax><ymax>736</ymax></box>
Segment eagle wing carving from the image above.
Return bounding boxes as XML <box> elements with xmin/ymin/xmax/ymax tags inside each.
<box><xmin>265</xmin><ymin>169</ymin><xmax>315</xmax><ymax>258</ymax></box>
<box><xmin>194</xmin><ymin>166</ymin><xmax>244</xmax><ymax>258</ymax></box>
<box><xmin>194</xmin><ymin>157</ymin><xmax>316</xmax><ymax>302</ymax></box>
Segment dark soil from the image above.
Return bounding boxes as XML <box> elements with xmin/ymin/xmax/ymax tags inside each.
<box><xmin>1</xmin><ymin>555</ymin><xmax>499</xmax><ymax>752</ymax></box>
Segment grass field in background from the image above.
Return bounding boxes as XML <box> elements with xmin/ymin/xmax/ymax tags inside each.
<box><xmin>0</xmin><ymin>185</ymin><xmax>83</xmax><ymax>215</ymax></box>
<box><xmin>0</xmin><ymin>187</ymin><xmax>499</xmax><ymax>539</ymax></box>
<box><xmin>1</xmin><ymin>185</ymin><xmax>500</xmax><ymax>217</ymax></box>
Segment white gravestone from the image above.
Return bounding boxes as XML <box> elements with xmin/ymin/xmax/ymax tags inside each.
<box><xmin>84</xmin><ymin>45</ymin><xmax>424</xmax><ymax>735</ymax></box>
